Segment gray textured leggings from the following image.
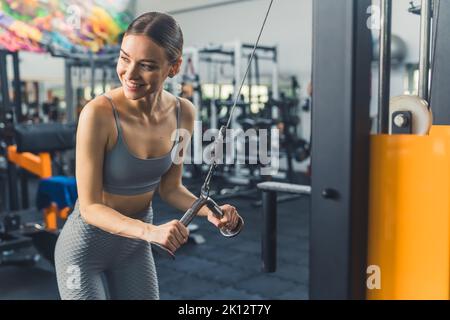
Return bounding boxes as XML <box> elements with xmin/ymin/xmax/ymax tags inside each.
<box><xmin>54</xmin><ymin>201</ymin><xmax>159</xmax><ymax>300</ymax></box>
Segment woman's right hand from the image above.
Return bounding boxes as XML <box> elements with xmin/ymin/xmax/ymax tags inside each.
<box><xmin>143</xmin><ymin>220</ymin><xmax>190</xmax><ymax>253</ymax></box>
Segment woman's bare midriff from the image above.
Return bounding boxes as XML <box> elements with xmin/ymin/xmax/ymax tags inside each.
<box><xmin>102</xmin><ymin>190</ymin><xmax>156</xmax><ymax>217</ymax></box>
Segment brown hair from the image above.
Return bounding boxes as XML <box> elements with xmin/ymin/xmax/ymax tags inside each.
<box><xmin>125</xmin><ymin>12</ymin><xmax>183</xmax><ymax>64</ymax></box>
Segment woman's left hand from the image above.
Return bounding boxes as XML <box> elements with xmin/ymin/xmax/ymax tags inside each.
<box><xmin>207</xmin><ymin>204</ymin><xmax>240</xmax><ymax>231</ymax></box>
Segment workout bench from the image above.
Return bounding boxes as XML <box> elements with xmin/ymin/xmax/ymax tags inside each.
<box><xmin>257</xmin><ymin>181</ymin><xmax>311</xmax><ymax>273</ymax></box>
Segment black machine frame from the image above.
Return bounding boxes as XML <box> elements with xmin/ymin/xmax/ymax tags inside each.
<box><xmin>0</xmin><ymin>50</ymin><xmax>22</xmax><ymax>123</ymax></box>
<box><xmin>62</xmin><ymin>53</ymin><xmax>119</xmax><ymax>123</ymax></box>
<box><xmin>430</xmin><ymin>0</ymin><xmax>450</xmax><ymax>124</ymax></box>
<box><xmin>0</xmin><ymin>50</ymin><xmax>22</xmax><ymax>211</ymax></box>
<box><xmin>310</xmin><ymin>0</ymin><xmax>372</xmax><ymax>299</ymax></box>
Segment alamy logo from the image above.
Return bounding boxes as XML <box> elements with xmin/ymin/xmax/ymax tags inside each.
<box><xmin>170</xmin><ymin>122</ymin><xmax>280</xmax><ymax>176</ymax></box>
<box><xmin>367</xmin><ymin>5</ymin><xmax>381</xmax><ymax>30</ymax></box>
<box><xmin>366</xmin><ymin>265</ymin><xmax>381</xmax><ymax>290</ymax></box>
<box><xmin>66</xmin><ymin>265</ymin><xmax>81</xmax><ymax>290</ymax></box>
<box><xmin>66</xmin><ymin>5</ymin><xmax>81</xmax><ymax>30</ymax></box>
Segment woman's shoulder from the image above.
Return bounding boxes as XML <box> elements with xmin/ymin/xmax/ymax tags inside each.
<box><xmin>162</xmin><ymin>90</ymin><xmax>193</xmax><ymax>117</ymax></box>
<box><xmin>173</xmin><ymin>95</ymin><xmax>195</xmax><ymax>121</ymax></box>
<box><xmin>164</xmin><ymin>91</ymin><xmax>196</xmax><ymax>132</ymax></box>
<box><xmin>78</xmin><ymin>94</ymin><xmax>115</xmax><ymax>127</ymax></box>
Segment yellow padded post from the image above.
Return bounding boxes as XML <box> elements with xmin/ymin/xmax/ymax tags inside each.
<box><xmin>367</xmin><ymin>126</ymin><xmax>450</xmax><ymax>300</ymax></box>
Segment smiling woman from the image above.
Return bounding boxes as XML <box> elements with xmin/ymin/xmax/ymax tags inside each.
<box><xmin>53</xmin><ymin>12</ymin><xmax>241</xmax><ymax>300</ymax></box>
<box><xmin>118</xmin><ymin>12</ymin><xmax>184</xmax><ymax>96</ymax></box>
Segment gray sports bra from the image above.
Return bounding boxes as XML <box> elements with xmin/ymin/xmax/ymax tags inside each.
<box><xmin>102</xmin><ymin>93</ymin><xmax>180</xmax><ymax>195</ymax></box>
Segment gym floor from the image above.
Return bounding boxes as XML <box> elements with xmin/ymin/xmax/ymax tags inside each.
<box><xmin>0</xmin><ymin>174</ymin><xmax>310</xmax><ymax>300</ymax></box>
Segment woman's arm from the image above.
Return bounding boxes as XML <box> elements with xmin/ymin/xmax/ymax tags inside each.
<box><xmin>158</xmin><ymin>98</ymin><xmax>210</xmax><ymax>216</ymax></box>
<box><xmin>76</xmin><ymin>98</ymin><xmax>150</xmax><ymax>240</ymax></box>
<box><xmin>159</xmin><ymin>164</ymin><xmax>211</xmax><ymax>218</ymax></box>
<box><xmin>159</xmin><ymin>98</ymin><xmax>239</xmax><ymax>229</ymax></box>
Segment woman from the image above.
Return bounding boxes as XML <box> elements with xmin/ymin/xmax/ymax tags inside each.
<box><xmin>54</xmin><ymin>12</ymin><xmax>241</xmax><ymax>300</ymax></box>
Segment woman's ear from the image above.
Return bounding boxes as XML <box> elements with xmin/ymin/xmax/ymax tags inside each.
<box><xmin>169</xmin><ymin>57</ymin><xmax>183</xmax><ymax>78</ymax></box>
